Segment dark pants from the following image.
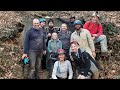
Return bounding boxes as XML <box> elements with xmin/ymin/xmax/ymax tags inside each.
<box><xmin>71</xmin><ymin>61</ymin><xmax>78</xmax><ymax>79</ymax></box>
<box><xmin>48</xmin><ymin>60</ymin><xmax>55</xmax><ymax>78</ymax></box>
<box><xmin>41</xmin><ymin>54</ymin><xmax>46</xmax><ymax>69</ymax></box>
<box><xmin>28</xmin><ymin>52</ymin><xmax>43</xmax><ymax>79</ymax></box>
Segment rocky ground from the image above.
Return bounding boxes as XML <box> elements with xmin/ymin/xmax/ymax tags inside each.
<box><xmin>0</xmin><ymin>11</ymin><xmax>120</xmax><ymax>79</ymax></box>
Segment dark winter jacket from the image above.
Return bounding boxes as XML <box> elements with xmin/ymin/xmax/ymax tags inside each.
<box><xmin>71</xmin><ymin>48</ymin><xmax>98</xmax><ymax>76</ymax></box>
<box><xmin>58</xmin><ymin>30</ymin><xmax>72</xmax><ymax>50</ymax></box>
<box><xmin>23</xmin><ymin>27</ymin><xmax>46</xmax><ymax>54</ymax></box>
<box><xmin>58</xmin><ymin>18</ymin><xmax>75</xmax><ymax>33</ymax></box>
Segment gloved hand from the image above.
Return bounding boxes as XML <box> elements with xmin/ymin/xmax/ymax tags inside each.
<box><xmin>23</xmin><ymin>57</ymin><xmax>29</xmax><ymax>65</ymax></box>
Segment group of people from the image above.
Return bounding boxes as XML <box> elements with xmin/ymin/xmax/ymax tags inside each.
<box><xmin>22</xmin><ymin>12</ymin><xmax>108</xmax><ymax>79</ymax></box>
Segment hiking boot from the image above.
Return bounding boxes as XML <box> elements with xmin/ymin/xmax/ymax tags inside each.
<box><xmin>101</xmin><ymin>52</ymin><xmax>108</xmax><ymax>57</ymax></box>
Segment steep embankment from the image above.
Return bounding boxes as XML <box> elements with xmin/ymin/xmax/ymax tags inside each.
<box><xmin>0</xmin><ymin>11</ymin><xmax>120</xmax><ymax>79</ymax></box>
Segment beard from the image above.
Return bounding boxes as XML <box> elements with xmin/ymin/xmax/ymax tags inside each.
<box><xmin>49</xmin><ymin>25</ymin><xmax>54</xmax><ymax>28</ymax></box>
<box><xmin>75</xmin><ymin>26</ymin><xmax>80</xmax><ymax>31</ymax></box>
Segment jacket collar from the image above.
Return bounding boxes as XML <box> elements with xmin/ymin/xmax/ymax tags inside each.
<box><xmin>51</xmin><ymin>39</ymin><xmax>59</xmax><ymax>42</ymax></box>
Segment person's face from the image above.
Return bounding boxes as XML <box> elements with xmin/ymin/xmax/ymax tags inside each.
<box><xmin>92</xmin><ymin>16</ymin><xmax>99</xmax><ymax>23</ymax></box>
<box><xmin>52</xmin><ymin>33</ymin><xmax>58</xmax><ymax>40</ymax></box>
<box><xmin>61</xmin><ymin>24</ymin><xmax>67</xmax><ymax>31</ymax></box>
<box><xmin>33</xmin><ymin>19</ymin><xmax>40</xmax><ymax>29</ymax></box>
<box><xmin>48</xmin><ymin>22</ymin><xmax>54</xmax><ymax>28</ymax></box>
<box><xmin>40</xmin><ymin>21</ymin><xmax>46</xmax><ymax>27</ymax></box>
<box><xmin>58</xmin><ymin>54</ymin><xmax>65</xmax><ymax>61</ymax></box>
<box><xmin>71</xmin><ymin>43</ymin><xmax>78</xmax><ymax>52</ymax></box>
<box><xmin>75</xmin><ymin>24</ymin><xmax>81</xmax><ymax>31</ymax></box>
<box><xmin>70</xmin><ymin>18</ymin><xmax>75</xmax><ymax>22</ymax></box>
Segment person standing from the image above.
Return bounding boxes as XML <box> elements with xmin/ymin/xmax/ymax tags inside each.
<box><xmin>39</xmin><ymin>18</ymin><xmax>47</xmax><ymax>70</ymax></box>
<box><xmin>57</xmin><ymin>15</ymin><xmax>76</xmax><ymax>33</ymax></box>
<box><xmin>22</xmin><ymin>19</ymin><xmax>46</xmax><ymax>79</ymax></box>
<box><xmin>58</xmin><ymin>23</ymin><xmax>72</xmax><ymax>60</ymax></box>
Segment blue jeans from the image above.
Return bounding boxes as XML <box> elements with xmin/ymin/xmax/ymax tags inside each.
<box><xmin>94</xmin><ymin>35</ymin><xmax>108</xmax><ymax>52</ymax></box>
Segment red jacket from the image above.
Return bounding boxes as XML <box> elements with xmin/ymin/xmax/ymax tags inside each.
<box><xmin>83</xmin><ymin>21</ymin><xmax>103</xmax><ymax>37</ymax></box>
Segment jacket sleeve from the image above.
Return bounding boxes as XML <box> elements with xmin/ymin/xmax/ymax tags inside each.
<box><xmin>68</xmin><ymin>61</ymin><xmax>73</xmax><ymax>79</ymax></box>
<box><xmin>88</xmin><ymin>53</ymin><xmax>99</xmax><ymax>69</ymax></box>
<box><xmin>97</xmin><ymin>24</ymin><xmax>103</xmax><ymax>36</ymax></box>
<box><xmin>43</xmin><ymin>32</ymin><xmax>47</xmax><ymax>51</ymax></box>
<box><xmin>70</xmin><ymin>33</ymin><xmax>75</xmax><ymax>42</ymax></box>
<box><xmin>52</xmin><ymin>61</ymin><xmax>58</xmax><ymax>79</ymax></box>
<box><xmin>58</xmin><ymin>18</ymin><xmax>70</xmax><ymax>24</ymax></box>
<box><xmin>86</xmin><ymin>30</ymin><xmax>95</xmax><ymax>52</ymax></box>
<box><xmin>47</xmin><ymin>40</ymin><xmax>52</xmax><ymax>53</ymax></box>
<box><xmin>59</xmin><ymin>40</ymin><xmax>62</xmax><ymax>49</ymax></box>
<box><xmin>82</xmin><ymin>52</ymin><xmax>91</xmax><ymax>76</ymax></box>
<box><xmin>23</xmin><ymin>29</ymin><xmax>31</xmax><ymax>54</ymax></box>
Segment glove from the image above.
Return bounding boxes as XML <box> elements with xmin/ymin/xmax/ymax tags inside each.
<box><xmin>23</xmin><ymin>58</ymin><xmax>29</xmax><ymax>65</ymax></box>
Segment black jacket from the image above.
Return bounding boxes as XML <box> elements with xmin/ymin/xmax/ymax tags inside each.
<box><xmin>71</xmin><ymin>48</ymin><xmax>98</xmax><ymax>76</ymax></box>
<box><xmin>58</xmin><ymin>18</ymin><xmax>75</xmax><ymax>33</ymax></box>
<box><xmin>58</xmin><ymin>30</ymin><xmax>72</xmax><ymax>50</ymax></box>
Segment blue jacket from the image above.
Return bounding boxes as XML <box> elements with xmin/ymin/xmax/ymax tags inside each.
<box><xmin>48</xmin><ymin>39</ymin><xmax>62</xmax><ymax>53</ymax></box>
<box><xmin>23</xmin><ymin>27</ymin><xmax>46</xmax><ymax>54</ymax></box>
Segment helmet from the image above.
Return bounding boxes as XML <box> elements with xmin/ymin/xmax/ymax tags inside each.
<box><xmin>70</xmin><ymin>15</ymin><xmax>75</xmax><ymax>19</ymax></box>
<box><xmin>74</xmin><ymin>20</ymin><xmax>83</xmax><ymax>26</ymax></box>
<box><xmin>39</xmin><ymin>18</ymin><xmax>46</xmax><ymax>23</ymax></box>
<box><xmin>92</xmin><ymin>12</ymin><xmax>100</xmax><ymax>18</ymax></box>
<box><xmin>57</xmin><ymin>49</ymin><xmax>65</xmax><ymax>55</ymax></box>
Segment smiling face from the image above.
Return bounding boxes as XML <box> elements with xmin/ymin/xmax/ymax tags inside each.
<box><xmin>70</xmin><ymin>42</ymin><xmax>79</xmax><ymax>53</ymax></box>
<box><xmin>58</xmin><ymin>54</ymin><xmax>65</xmax><ymax>61</ymax></box>
<box><xmin>70</xmin><ymin>18</ymin><xmax>75</xmax><ymax>22</ymax></box>
<box><xmin>92</xmin><ymin>16</ymin><xmax>99</xmax><ymax>23</ymax></box>
<box><xmin>52</xmin><ymin>32</ymin><xmax>58</xmax><ymax>40</ymax></box>
<box><xmin>40</xmin><ymin>21</ymin><xmax>46</xmax><ymax>27</ymax></box>
<box><xmin>33</xmin><ymin>19</ymin><xmax>40</xmax><ymax>29</ymax></box>
<box><xmin>61</xmin><ymin>23</ymin><xmax>67</xmax><ymax>31</ymax></box>
<box><xmin>75</xmin><ymin>24</ymin><xmax>81</xmax><ymax>31</ymax></box>
<box><xmin>48</xmin><ymin>21</ymin><xmax>54</xmax><ymax>28</ymax></box>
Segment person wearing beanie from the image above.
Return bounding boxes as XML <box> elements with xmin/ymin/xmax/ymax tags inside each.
<box><xmin>57</xmin><ymin>15</ymin><xmax>76</xmax><ymax>33</ymax></box>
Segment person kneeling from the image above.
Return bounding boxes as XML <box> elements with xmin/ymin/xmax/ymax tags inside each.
<box><xmin>52</xmin><ymin>49</ymin><xmax>73</xmax><ymax>79</ymax></box>
<box><xmin>70</xmin><ymin>41</ymin><xmax>99</xmax><ymax>79</ymax></box>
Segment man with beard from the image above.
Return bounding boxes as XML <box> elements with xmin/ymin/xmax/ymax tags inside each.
<box><xmin>46</xmin><ymin>19</ymin><xmax>59</xmax><ymax>46</ymax></box>
<box><xmin>46</xmin><ymin>19</ymin><xmax>59</xmax><ymax>72</ymax></box>
<box><xmin>70</xmin><ymin>20</ymin><xmax>96</xmax><ymax>59</ymax></box>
